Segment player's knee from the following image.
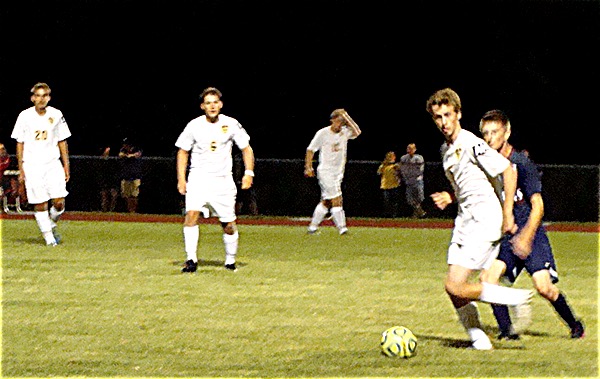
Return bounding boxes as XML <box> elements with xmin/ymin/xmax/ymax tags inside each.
<box><xmin>535</xmin><ymin>283</ymin><xmax>557</xmax><ymax>300</ymax></box>
<box><xmin>222</xmin><ymin>222</ymin><xmax>237</xmax><ymax>235</ymax></box>
<box><xmin>184</xmin><ymin>211</ymin><xmax>200</xmax><ymax>226</ymax></box>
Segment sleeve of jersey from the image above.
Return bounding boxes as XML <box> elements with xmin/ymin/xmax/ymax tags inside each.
<box><xmin>519</xmin><ymin>157</ymin><xmax>542</xmax><ymax>197</ymax></box>
<box><xmin>10</xmin><ymin>114</ymin><xmax>25</xmax><ymax>141</ymax></box>
<box><xmin>307</xmin><ymin>130</ymin><xmax>322</xmax><ymax>152</ymax></box>
<box><xmin>473</xmin><ymin>141</ymin><xmax>510</xmax><ymax>178</ymax></box>
<box><xmin>57</xmin><ymin>114</ymin><xmax>72</xmax><ymax>141</ymax></box>
<box><xmin>233</xmin><ymin>122</ymin><xmax>250</xmax><ymax>150</ymax></box>
<box><xmin>175</xmin><ymin>125</ymin><xmax>194</xmax><ymax>151</ymax></box>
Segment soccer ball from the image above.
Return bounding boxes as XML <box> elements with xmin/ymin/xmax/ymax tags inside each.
<box><xmin>380</xmin><ymin>326</ymin><xmax>418</xmax><ymax>358</ymax></box>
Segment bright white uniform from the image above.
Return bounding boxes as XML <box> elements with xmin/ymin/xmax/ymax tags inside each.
<box><xmin>441</xmin><ymin>129</ymin><xmax>510</xmax><ymax>270</ymax></box>
<box><xmin>307</xmin><ymin>125</ymin><xmax>357</xmax><ymax>200</ymax></box>
<box><xmin>175</xmin><ymin>114</ymin><xmax>250</xmax><ymax>223</ymax></box>
<box><xmin>11</xmin><ymin>106</ymin><xmax>71</xmax><ymax>204</ymax></box>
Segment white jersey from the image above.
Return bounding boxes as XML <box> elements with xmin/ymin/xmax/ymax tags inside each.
<box><xmin>11</xmin><ymin>106</ymin><xmax>71</xmax><ymax>166</ymax></box>
<box><xmin>175</xmin><ymin>114</ymin><xmax>250</xmax><ymax>177</ymax></box>
<box><xmin>441</xmin><ymin>128</ymin><xmax>510</xmax><ymax>244</ymax></box>
<box><xmin>441</xmin><ymin>129</ymin><xmax>509</xmax><ymax>207</ymax></box>
<box><xmin>307</xmin><ymin>125</ymin><xmax>357</xmax><ymax>176</ymax></box>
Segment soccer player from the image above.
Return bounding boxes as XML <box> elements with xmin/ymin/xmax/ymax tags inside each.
<box><xmin>304</xmin><ymin>109</ymin><xmax>361</xmax><ymax>235</ymax></box>
<box><xmin>479</xmin><ymin>109</ymin><xmax>585</xmax><ymax>340</ymax></box>
<box><xmin>175</xmin><ymin>87</ymin><xmax>255</xmax><ymax>273</ymax></box>
<box><xmin>11</xmin><ymin>82</ymin><xmax>71</xmax><ymax>246</ymax></box>
<box><xmin>426</xmin><ymin>88</ymin><xmax>532</xmax><ymax>350</ymax></box>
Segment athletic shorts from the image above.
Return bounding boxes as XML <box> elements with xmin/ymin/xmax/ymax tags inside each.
<box><xmin>447</xmin><ymin>240</ymin><xmax>500</xmax><ymax>270</ymax></box>
<box><xmin>317</xmin><ymin>170</ymin><xmax>343</xmax><ymax>200</ymax></box>
<box><xmin>121</xmin><ymin>179</ymin><xmax>141</xmax><ymax>198</ymax></box>
<box><xmin>498</xmin><ymin>230</ymin><xmax>559</xmax><ymax>284</ymax></box>
<box><xmin>23</xmin><ymin>160</ymin><xmax>68</xmax><ymax>205</ymax></box>
<box><xmin>186</xmin><ymin>172</ymin><xmax>237</xmax><ymax>223</ymax></box>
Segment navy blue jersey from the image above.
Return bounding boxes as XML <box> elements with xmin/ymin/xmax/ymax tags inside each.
<box><xmin>498</xmin><ymin>148</ymin><xmax>558</xmax><ymax>284</ymax></box>
<box><xmin>510</xmin><ymin>150</ymin><xmax>542</xmax><ymax>227</ymax></box>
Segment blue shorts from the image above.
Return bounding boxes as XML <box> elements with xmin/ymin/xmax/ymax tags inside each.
<box><xmin>498</xmin><ymin>229</ymin><xmax>558</xmax><ymax>284</ymax></box>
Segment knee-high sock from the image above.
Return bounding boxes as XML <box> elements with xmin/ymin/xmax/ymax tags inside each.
<box><xmin>49</xmin><ymin>206</ymin><xmax>64</xmax><ymax>224</ymax></box>
<box><xmin>309</xmin><ymin>203</ymin><xmax>328</xmax><ymax>230</ymax></box>
<box><xmin>183</xmin><ymin>225</ymin><xmax>199</xmax><ymax>262</ymax></box>
<box><xmin>492</xmin><ymin>304</ymin><xmax>513</xmax><ymax>335</ymax></box>
<box><xmin>35</xmin><ymin>211</ymin><xmax>55</xmax><ymax>244</ymax></box>
<box><xmin>551</xmin><ymin>293</ymin><xmax>579</xmax><ymax>329</ymax></box>
<box><xmin>223</xmin><ymin>231</ymin><xmax>239</xmax><ymax>265</ymax></box>
<box><xmin>330</xmin><ymin>206</ymin><xmax>346</xmax><ymax>230</ymax></box>
<box><xmin>480</xmin><ymin>282</ymin><xmax>532</xmax><ymax>305</ymax></box>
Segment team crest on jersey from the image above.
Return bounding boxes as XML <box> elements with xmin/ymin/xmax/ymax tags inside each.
<box><xmin>222</xmin><ymin>125</ymin><xmax>228</xmax><ymax>133</ymax></box>
<box><xmin>454</xmin><ymin>147</ymin><xmax>462</xmax><ymax>159</ymax></box>
<box><xmin>48</xmin><ymin>117</ymin><xmax>54</xmax><ymax>124</ymax></box>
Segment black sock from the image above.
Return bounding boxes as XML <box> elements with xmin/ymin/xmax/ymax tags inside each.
<box><xmin>492</xmin><ymin>304</ymin><xmax>512</xmax><ymax>335</ymax></box>
<box><xmin>551</xmin><ymin>293</ymin><xmax>578</xmax><ymax>329</ymax></box>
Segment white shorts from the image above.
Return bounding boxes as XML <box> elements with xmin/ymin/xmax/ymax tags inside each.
<box><xmin>447</xmin><ymin>240</ymin><xmax>500</xmax><ymax>270</ymax></box>
<box><xmin>451</xmin><ymin>199</ymin><xmax>503</xmax><ymax>244</ymax></box>
<box><xmin>185</xmin><ymin>172</ymin><xmax>237</xmax><ymax>223</ymax></box>
<box><xmin>24</xmin><ymin>160</ymin><xmax>68</xmax><ymax>205</ymax></box>
<box><xmin>317</xmin><ymin>170</ymin><xmax>343</xmax><ymax>200</ymax></box>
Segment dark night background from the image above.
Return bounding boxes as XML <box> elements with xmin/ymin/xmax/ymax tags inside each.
<box><xmin>1</xmin><ymin>0</ymin><xmax>598</xmax><ymax>165</ymax></box>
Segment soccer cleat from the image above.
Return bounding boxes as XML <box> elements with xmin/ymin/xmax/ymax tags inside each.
<box><xmin>339</xmin><ymin>227</ymin><xmax>349</xmax><ymax>235</ymax></box>
<box><xmin>46</xmin><ymin>241</ymin><xmax>58</xmax><ymax>247</ymax></box>
<box><xmin>306</xmin><ymin>228</ymin><xmax>320</xmax><ymax>235</ymax></box>
<box><xmin>181</xmin><ymin>259</ymin><xmax>198</xmax><ymax>273</ymax></box>
<box><xmin>470</xmin><ymin>336</ymin><xmax>493</xmax><ymax>350</ymax></box>
<box><xmin>224</xmin><ymin>263</ymin><xmax>237</xmax><ymax>272</ymax></box>
<box><xmin>570</xmin><ymin>320</ymin><xmax>585</xmax><ymax>339</ymax></box>
<box><xmin>497</xmin><ymin>331</ymin><xmax>520</xmax><ymax>341</ymax></box>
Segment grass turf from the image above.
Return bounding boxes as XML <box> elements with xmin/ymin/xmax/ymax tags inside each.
<box><xmin>1</xmin><ymin>219</ymin><xmax>597</xmax><ymax>377</ymax></box>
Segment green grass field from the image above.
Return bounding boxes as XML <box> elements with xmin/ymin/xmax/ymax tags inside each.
<box><xmin>1</xmin><ymin>219</ymin><xmax>598</xmax><ymax>378</ymax></box>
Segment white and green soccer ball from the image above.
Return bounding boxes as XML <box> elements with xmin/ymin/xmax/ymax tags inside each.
<box><xmin>380</xmin><ymin>325</ymin><xmax>418</xmax><ymax>358</ymax></box>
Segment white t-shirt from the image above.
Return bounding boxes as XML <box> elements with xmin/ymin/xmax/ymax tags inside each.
<box><xmin>175</xmin><ymin>114</ymin><xmax>250</xmax><ymax>177</ymax></box>
<box><xmin>11</xmin><ymin>106</ymin><xmax>71</xmax><ymax>166</ymax></box>
<box><xmin>307</xmin><ymin>126</ymin><xmax>357</xmax><ymax>176</ymax></box>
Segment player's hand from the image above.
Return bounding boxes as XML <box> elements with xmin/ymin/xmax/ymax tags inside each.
<box><xmin>502</xmin><ymin>213</ymin><xmax>517</xmax><ymax>235</ymax></box>
<box><xmin>241</xmin><ymin>174</ymin><xmax>253</xmax><ymax>190</ymax></box>
<box><xmin>177</xmin><ymin>180</ymin><xmax>186</xmax><ymax>195</ymax></box>
<box><xmin>304</xmin><ymin>167</ymin><xmax>315</xmax><ymax>178</ymax></box>
<box><xmin>510</xmin><ymin>233</ymin><xmax>532</xmax><ymax>260</ymax></box>
<box><xmin>430</xmin><ymin>191</ymin><xmax>452</xmax><ymax>210</ymax></box>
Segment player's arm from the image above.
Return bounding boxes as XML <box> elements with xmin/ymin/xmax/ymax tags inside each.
<box><xmin>15</xmin><ymin>142</ymin><xmax>25</xmax><ymax>182</ymax></box>
<box><xmin>176</xmin><ymin>149</ymin><xmax>189</xmax><ymax>195</ymax></box>
<box><xmin>341</xmin><ymin>110</ymin><xmax>361</xmax><ymax>137</ymax></box>
<box><xmin>58</xmin><ymin>140</ymin><xmax>70</xmax><ymax>182</ymax></box>
<box><xmin>511</xmin><ymin>193</ymin><xmax>543</xmax><ymax>259</ymax></box>
<box><xmin>241</xmin><ymin>145</ymin><xmax>254</xmax><ymax>190</ymax></box>
<box><xmin>501</xmin><ymin>164</ymin><xmax>517</xmax><ymax>234</ymax></box>
<box><xmin>304</xmin><ymin>149</ymin><xmax>316</xmax><ymax>177</ymax></box>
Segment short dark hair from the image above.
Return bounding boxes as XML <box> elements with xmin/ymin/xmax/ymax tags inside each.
<box><xmin>479</xmin><ymin>109</ymin><xmax>511</xmax><ymax>132</ymax></box>
<box><xmin>200</xmin><ymin>87</ymin><xmax>222</xmax><ymax>101</ymax></box>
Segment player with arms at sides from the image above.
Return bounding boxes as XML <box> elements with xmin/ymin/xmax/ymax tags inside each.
<box><xmin>479</xmin><ymin>109</ymin><xmax>584</xmax><ymax>340</ymax></box>
<box><xmin>176</xmin><ymin>87</ymin><xmax>255</xmax><ymax>273</ymax></box>
<box><xmin>11</xmin><ymin>82</ymin><xmax>71</xmax><ymax>246</ymax></box>
<box><xmin>304</xmin><ymin>109</ymin><xmax>361</xmax><ymax>235</ymax></box>
<box><xmin>426</xmin><ymin>88</ymin><xmax>532</xmax><ymax>350</ymax></box>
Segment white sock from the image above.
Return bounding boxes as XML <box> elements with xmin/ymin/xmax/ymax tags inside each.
<box><xmin>480</xmin><ymin>282</ymin><xmax>532</xmax><ymax>306</ymax></box>
<box><xmin>35</xmin><ymin>211</ymin><xmax>55</xmax><ymax>244</ymax></box>
<box><xmin>183</xmin><ymin>225</ymin><xmax>199</xmax><ymax>262</ymax></box>
<box><xmin>309</xmin><ymin>203</ymin><xmax>328</xmax><ymax>230</ymax></box>
<box><xmin>49</xmin><ymin>206</ymin><xmax>64</xmax><ymax>223</ymax></box>
<box><xmin>457</xmin><ymin>302</ymin><xmax>492</xmax><ymax>349</ymax></box>
<box><xmin>223</xmin><ymin>231</ymin><xmax>239</xmax><ymax>265</ymax></box>
<box><xmin>330</xmin><ymin>206</ymin><xmax>346</xmax><ymax>230</ymax></box>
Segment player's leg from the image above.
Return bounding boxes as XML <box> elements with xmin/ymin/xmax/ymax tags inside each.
<box><xmin>330</xmin><ymin>195</ymin><xmax>348</xmax><ymax>235</ymax></box>
<box><xmin>215</xmin><ymin>176</ymin><xmax>239</xmax><ymax>271</ymax></box>
<box><xmin>221</xmin><ymin>221</ymin><xmax>238</xmax><ymax>271</ymax></box>
<box><xmin>181</xmin><ymin>173</ymin><xmax>204</xmax><ymax>273</ymax></box>
<box><xmin>308</xmin><ymin>200</ymin><xmax>328</xmax><ymax>234</ymax></box>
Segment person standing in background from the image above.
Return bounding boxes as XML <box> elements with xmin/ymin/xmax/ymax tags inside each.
<box><xmin>377</xmin><ymin>151</ymin><xmax>401</xmax><ymax>218</ymax></box>
<box><xmin>99</xmin><ymin>145</ymin><xmax>119</xmax><ymax>212</ymax></box>
<box><xmin>399</xmin><ymin>143</ymin><xmax>426</xmax><ymax>218</ymax></box>
<box><xmin>10</xmin><ymin>82</ymin><xmax>71</xmax><ymax>246</ymax></box>
<box><xmin>304</xmin><ymin>108</ymin><xmax>361</xmax><ymax>235</ymax></box>
<box><xmin>118</xmin><ymin>139</ymin><xmax>143</xmax><ymax>213</ymax></box>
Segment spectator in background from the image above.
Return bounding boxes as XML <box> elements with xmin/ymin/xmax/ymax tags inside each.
<box><xmin>376</xmin><ymin>151</ymin><xmax>401</xmax><ymax>218</ymax></box>
<box><xmin>399</xmin><ymin>143</ymin><xmax>426</xmax><ymax>218</ymax></box>
<box><xmin>99</xmin><ymin>146</ymin><xmax>119</xmax><ymax>212</ymax></box>
<box><xmin>118</xmin><ymin>139</ymin><xmax>143</xmax><ymax>213</ymax></box>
